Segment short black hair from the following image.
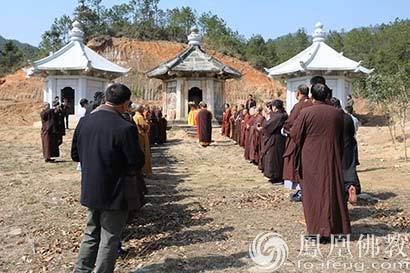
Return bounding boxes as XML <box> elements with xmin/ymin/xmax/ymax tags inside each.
<box><xmin>345</xmin><ymin>105</ymin><xmax>353</xmax><ymax>114</ymax></box>
<box><xmin>79</xmin><ymin>98</ymin><xmax>89</xmax><ymax>107</ymax></box>
<box><xmin>271</xmin><ymin>99</ymin><xmax>284</xmax><ymax>111</ymax></box>
<box><xmin>297</xmin><ymin>84</ymin><xmax>309</xmax><ymax>96</ymax></box>
<box><xmin>248</xmin><ymin>94</ymin><xmax>253</xmax><ymax>97</ymax></box>
<box><xmin>330</xmin><ymin>97</ymin><xmax>341</xmax><ymax>108</ymax></box>
<box><xmin>311</xmin><ymin>83</ymin><xmax>329</xmax><ymax>101</ymax></box>
<box><xmin>310</xmin><ymin>75</ymin><xmax>326</xmax><ymax>85</ymax></box>
<box><xmin>94</xmin><ymin>91</ymin><xmax>104</xmax><ymax>100</ymax></box>
<box><xmin>105</xmin><ymin>83</ymin><xmax>131</xmax><ymax>105</ymax></box>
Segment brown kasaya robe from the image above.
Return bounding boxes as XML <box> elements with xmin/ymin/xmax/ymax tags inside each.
<box><xmin>196</xmin><ymin>109</ymin><xmax>213</xmax><ymax>146</ymax></box>
<box><xmin>221</xmin><ymin>109</ymin><xmax>231</xmax><ymax>137</ymax></box>
<box><xmin>244</xmin><ymin>115</ymin><xmax>256</xmax><ymax>160</ymax></box>
<box><xmin>40</xmin><ymin>109</ymin><xmax>60</xmax><ymax>159</ymax></box>
<box><xmin>249</xmin><ymin>113</ymin><xmax>265</xmax><ymax>164</ymax></box>
<box><xmin>283</xmin><ymin>97</ymin><xmax>312</xmax><ymax>182</ymax></box>
<box><xmin>235</xmin><ymin>112</ymin><xmax>244</xmax><ymax>144</ymax></box>
<box><xmin>241</xmin><ymin>113</ymin><xmax>250</xmax><ymax>147</ymax></box>
<box><xmin>229</xmin><ymin>110</ymin><xmax>237</xmax><ymax>140</ymax></box>
<box><xmin>260</xmin><ymin>111</ymin><xmax>288</xmax><ymax>181</ymax></box>
<box><xmin>290</xmin><ymin>102</ymin><xmax>351</xmax><ymax>236</ymax></box>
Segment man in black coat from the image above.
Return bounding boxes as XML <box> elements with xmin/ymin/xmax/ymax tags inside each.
<box><xmin>71</xmin><ymin>83</ymin><xmax>145</xmax><ymax>273</ymax></box>
<box><xmin>245</xmin><ymin>94</ymin><xmax>257</xmax><ymax>110</ymax></box>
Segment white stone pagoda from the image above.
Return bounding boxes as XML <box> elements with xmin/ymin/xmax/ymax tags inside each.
<box><xmin>28</xmin><ymin>21</ymin><xmax>129</xmax><ymax>117</ymax></box>
<box><xmin>146</xmin><ymin>27</ymin><xmax>241</xmax><ymax>121</ymax></box>
<box><xmin>266</xmin><ymin>22</ymin><xmax>373</xmax><ymax>112</ymax></box>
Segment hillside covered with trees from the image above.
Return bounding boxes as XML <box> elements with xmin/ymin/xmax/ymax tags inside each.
<box><xmin>1</xmin><ymin>0</ymin><xmax>409</xmax><ymax>94</ymax></box>
<box><xmin>0</xmin><ymin>35</ymin><xmax>39</xmax><ymax>77</ymax></box>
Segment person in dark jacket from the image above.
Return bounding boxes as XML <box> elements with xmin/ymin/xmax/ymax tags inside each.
<box><xmin>85</xmin><ymin>91</ymin><xmax>105</xmax><ymax>115</ymax></box>
<box><xmin>71</xmin><ymin>83</ymin><xmax>145</xmax><ymax>273</ymax></box>
<box><xmin>245</xmin><ymin>94</ymin><xmax>257</xmax><ymax>110</ymax></box>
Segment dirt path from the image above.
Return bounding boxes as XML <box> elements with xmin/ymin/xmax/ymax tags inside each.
<box><xmin>0</xmin><ymin>126</ymin><xmax>409</xmax><ymax>273</ymax></box>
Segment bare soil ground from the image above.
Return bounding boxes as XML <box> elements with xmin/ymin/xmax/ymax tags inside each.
<box><xmin>0</xmin><ymin>124</ymin><xmax>409</xmax><ymax>273</ymax></box>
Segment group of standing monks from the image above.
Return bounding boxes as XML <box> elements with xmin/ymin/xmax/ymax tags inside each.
<box><xmin>221</xmin><ymin>96</ymin><xmax>288</xmax><ymax>184</ymax></box>
<box><xmin>130</xmin><ymin>104</ymin><xmax>167</xmax><ymax>177</ymax></box>
<box><xmin>40</xmin><ymin>91</ymin><xmax>167</xmax><ymax>179</ymax></box>
<box><xmin>221</xmin><ymin>76</ymin><xmax>362</xmax><ymax>243</ymax></box>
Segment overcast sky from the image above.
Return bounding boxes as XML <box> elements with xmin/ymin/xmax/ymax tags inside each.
<box><xmin>1</xmin><ymin>0</ymin><xmax>409</xmax><ymax>46</ymax></box>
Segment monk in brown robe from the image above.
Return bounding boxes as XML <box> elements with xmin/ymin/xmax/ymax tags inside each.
<box><xmin>260</xmin><ymin>100</ymin><xmax>288</xmax><ymax>183</ymax></box>
<box><xmin>249</xmin><ymin>106</ymin><xmax>265</xmax><ymax>164</ymax></box>
<box><xmin>283</xmin><ymin>84</ymin><xmax>311</xmax><ymax>192</ymax></box>
<box><xmin>240</xmin><ymin>108</ymin><xmax>249</xmax><ymax>147</ymax></box>
<box><xmin>244</xmin><ymin>107</ymin><xmax>256</xmax><ymax>160</ymax></box>
<box><xmin>234</xmin><ymin>105</ymin><xmax>245</xmax><ymax>144</ymax></box>
<box><xmin>291</xmin><ymin>83</ymin><xmax>351</xmax><ymax>241</ymax></box>
<box><xmin>133</xmin><ymin>105</ymin><xmax>152</xmax><ymax>177</ymax></box>
<box><xmin>229</xmin><ymin>105</ymin><xmax>238</xmax><ymax>140</ymax></box>
<box><xmin>40</xmin><ymin>102</ymin><xmax>60</xmax><ymax>162</ymax></box>
<box><xmin>221</xmin><ymin>104</ymin><xmax>231</xmax><ymax>137</ymax></box>
<box><xmin>157</xmin><ymin>109</ymin><xmax>167</xmax><ymax>144</ymax></box>
<box><xmin>195</xmin><ymin>102</ymin><xmax>213</xmax><ymax>147</ymax></box>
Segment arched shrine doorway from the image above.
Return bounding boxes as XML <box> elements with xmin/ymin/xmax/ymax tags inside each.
<box><xmin>61</xmin><ymin>87</ymin><xmax>75</xmax><ymax>115</ymax></box>
<box><xmin>188</xmin><ymin>87</ymin><xmax>203</xmax><ymax>108</ymax></box>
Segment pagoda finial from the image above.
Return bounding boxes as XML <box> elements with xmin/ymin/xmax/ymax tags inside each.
<box><xmin>312</xmin><ymin>22</ymin><xmax>325</xmax><ymax>43</ymax></box>
<box><xmin>69</xmin><ymin>21</ymin><xmax>84</xmax><ymax>43</ymax></box>
<box><xmin>187</xmin><ymin>26</ymin><xmax>201</xmax><ymax>46</ymax></box>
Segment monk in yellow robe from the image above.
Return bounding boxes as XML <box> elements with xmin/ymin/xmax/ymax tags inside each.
<box><xmin>133</xmin><ymin>104</ymin><xmax>152</xmax><ymax>177</ymax></box>
<box><xmin>188</xmin><ymin>105</ymin><xmax>198</xmax><ymax>126</ymax></box>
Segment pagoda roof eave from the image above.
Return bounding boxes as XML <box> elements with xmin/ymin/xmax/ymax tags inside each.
<box><xmin>30</xmin><ymin>40</ymin><xmax>128</xmax><ymax>79</ymax></box>
<box><xmin>266</xmin><ymin>40</ymin><xmax>373</xmax><ymax>78</ymax></box>
<box><xmin>146</xmin><ymin>45</ymin><xmax>242</xmax><ymax>80</ymax></box>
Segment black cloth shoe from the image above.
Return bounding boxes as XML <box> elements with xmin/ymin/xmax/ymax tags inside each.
<box><xmin>290</xmin><ymin>190</ymin><xmax>302</xmax><ymax>202</ymax></box>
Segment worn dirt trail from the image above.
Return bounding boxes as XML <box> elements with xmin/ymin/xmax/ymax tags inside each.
<box><xmin>0</xmin><ymin>126</ymin><xmax>409</xmax><ymax>273</ymax></box>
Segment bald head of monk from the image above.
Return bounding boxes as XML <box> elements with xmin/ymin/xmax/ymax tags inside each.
<box><xmin>134</xmin><ymin>104</ymin><xmax>144</xmax><ymax>114</ymax></box>
<box><xmin>42</xmin><ymin>102</ymin><xmax>50</xmax><ymax>111</ymax></box>
<box><xmin>199</xmin><ymin>101</ymin><xmax>207</xmax><ymax>109</ymax></box>
<box><xmin>249</xmin><ymin>107</ymin><xmax>256</xmax><ymax>116</ymax></box>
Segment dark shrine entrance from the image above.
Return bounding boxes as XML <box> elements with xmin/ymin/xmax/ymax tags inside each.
<box><xmin>188</xmin><ymin>87</ymin><xmax>203</xmax><ymax>108</ymax></box>
<box><xmin>61</xmin><ymin>87</ymin><xmax>75</xmax><ymax>115</ymax></box>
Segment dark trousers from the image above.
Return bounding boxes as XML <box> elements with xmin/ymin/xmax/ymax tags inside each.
<box><xmin>65</xmin><ymin>115</ymin><xmax>69</xmax><ymax>129</ymax></box>
<box><xmin>74</xmin><ymin>209</ymin><xmax>128</xmax><ymax>273</ymax></box>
